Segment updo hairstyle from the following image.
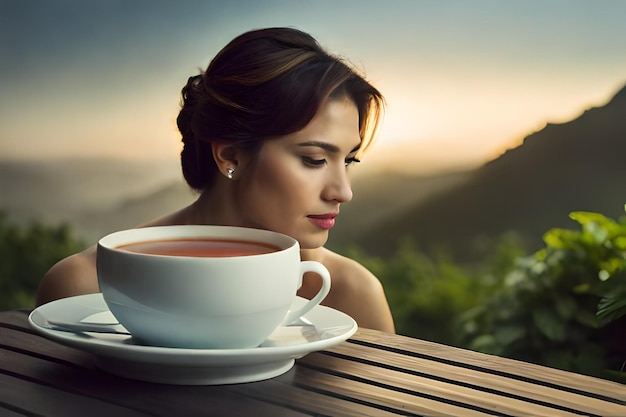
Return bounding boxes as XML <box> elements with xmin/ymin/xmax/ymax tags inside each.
<box><xmin>177</xmin><ymin>27</ymin><xmax>384</xmax><ymax>191</ymax></box>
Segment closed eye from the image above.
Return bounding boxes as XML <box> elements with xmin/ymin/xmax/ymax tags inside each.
<box><xmin>302</xmin><ymin>156</ymin><xmax>326</xmax><ymax>167</ymax></box>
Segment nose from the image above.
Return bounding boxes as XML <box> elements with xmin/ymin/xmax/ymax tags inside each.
<box><xmin>322</xmin><ymin>167</ymin><xmax>353</xmax><ymax>203</ymax></box>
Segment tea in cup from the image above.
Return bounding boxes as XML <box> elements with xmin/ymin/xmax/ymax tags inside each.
<box><xmin>96</xmin><ymin>225</ymin><xmax>331</xmax><ymax>349</ymax></box>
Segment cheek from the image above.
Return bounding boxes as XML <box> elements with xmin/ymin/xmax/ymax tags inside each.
<box><xmin>243</xmin><ymin>159</ymin><xmax>297</xmax><ymax>201</ymax></box>
<box><xmin>251</xmin><ymin>161</ymin><xmax>316</xmax><ymax>209</ymax></box>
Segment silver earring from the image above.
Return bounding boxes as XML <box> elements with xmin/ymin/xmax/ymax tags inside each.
<box><xmin>226</xmin><ymin>167</ymin><xmax>235</xmax><ymax>179</ymax></box>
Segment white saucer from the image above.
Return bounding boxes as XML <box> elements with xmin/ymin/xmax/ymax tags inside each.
<box><xmin>29</xmin><ymin>293</ymin><xmax>357</xmax><ymax>385</ymax></box>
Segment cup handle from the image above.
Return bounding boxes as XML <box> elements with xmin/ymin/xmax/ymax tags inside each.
<box><xmin>281</xmin><ymin>261</ymin><xmax>331</xmax><ymax>325</ymax></box>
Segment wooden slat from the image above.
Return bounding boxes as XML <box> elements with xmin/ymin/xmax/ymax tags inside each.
<box><xmin>293</xmin><ymin>364</ymin><xmax>501</xmax><ymax>417</ymax></box>
<box><xmin>317</xmin><ymin>340</ymin><xmax>626</xmax><ymax>416</ymax></box>
<box><xmin>0</xmin><ymin>310</ymin><xmax>30</xmax><ymax>328</ymax></box>
<box><xmin>302</xmin><ymin>349</ymin><xmax>622</xmax><ymax>417</ymax></box>
<box><xmin>1</xmin><ymin>318</ymin><xmax>386</xmax><ymax>416</ymax></box>
<box><xmin>352</xmin><ymin>329</ymin><xmax>626</xmax><ymax>402</ymax></box>
<box><xmin>226</xmin><ymin>372</ymin><xmax>404</xmax><ymax>417</ymax></box>
<box><xmin>0</xmin><ymin>406</ymin><xmax>28</xmax><ymax>417</ymax></box>
<box><xmin>0</xmin><ymin>372</ymin><xmax>150</xmax><ymax>417</ymax></box>
<box><xmin>2</xmin><ymin>310</ymin><xmax>625</xmax><ymax>417</ymax></box>
<box><xmin>0</xmin><ymin>334</ymin><xmax>305</xmax><ymax>416</ymax></box>
<box><xmin>2</xmin><ymin>314</ymin><xmax>351</xmax><ymax>416</ymax></box>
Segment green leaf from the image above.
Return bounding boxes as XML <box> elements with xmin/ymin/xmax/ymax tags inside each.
<box><xmin>597</xmin><ymin>286</ymin><xmax>626</xmax><ymax>325</ymax></box>
<box><xmin>590</xmin><ymin>224</ymin><xmax>610</xmax><ymax>244</ymax></box>
<box><xmin>555</xmin><ymin>295</ymin><xmax>578</xmax><ymax>320</ymax></box>
<box><xmin>573</xmin><ymin>283</ymin><xmax>592</xmax><ymax>294</ymax></box>
<box><xmin>542</xmin><ymin>349</ymin><xmax>575</xmax><ymax>371</ymax></box>
<box><xmin>570</xmin><ymin>211</ymin><xmax>626</xmax><ymax>242</ymax></box>
<box><xmin>543</xmin><ymin>229</ymin><xmax>580</xmax><ymax>250</ymax></box>
<box><xmin>613</xmin><ymin>236</ymin><xmax>626</xmax><ymax>250</ymax></box>
<box><xmin>569</xmin><ymin>211</ymin><xmax>613</xmax><ymax>228</ymax></box>
<box><xmin>493</xmin><ymin>325</ymin><xmax>526</xmax><ymax>345</ymax></box>
<box><xmin>532</xmin><ymin>308</ymin><xmax>566</xmax><ymax>342</ymax></box>
<box><xmin>470</xmin><ymin>335</ymin><xmax>501</xmax><ymax>355</ymax></box>
<box><xmin>574</xmin><ymin>309</ymin><xmax>600</xmax><ymax>329</ymax></box>
<box><xmin>598</xmin><ymin>257</ymin><xmax>626</xmax><ymax>277</ymax></box>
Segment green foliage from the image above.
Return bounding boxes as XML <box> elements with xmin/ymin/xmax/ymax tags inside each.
<box><xmin>458</xmin><ymin>211</ymin><xmax>626</xmax><ymax>381</ymax></box>
<box><xmin>348</xmin><ymin>213</ymin><xmax>626</xmax><ymax>381</ymax></box>
<box><xmin>345</xmin><ymin>232</ymin><xmax>526</xmax><ymax>346</ymax></box>
<box><xmin>0</xmin><ymin>212</ymin><xmax>85</xmax><ymax>310</ymax></box>
<box><xmin>3</xmin><ymin>205</ymin><xmax>625</xmax><ymax>382</ymax></box>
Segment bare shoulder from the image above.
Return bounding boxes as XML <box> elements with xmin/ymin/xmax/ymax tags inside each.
<box><xmin>35</xmin><ymin>206</ymin><xmax>192</xmax><ymax>307</ymax></box>
<box><xmin>36</xmin><ymin>245</ymin><xmax>99</xmax><ymax>306</ymax></box>
<box><xmin>321</xmin><ymin>249</ymin><xmax>380</xmax><ymax>292</ymax></box>
<box><xmin>308</xmin><ymin>248</ymin><xmax>396</xmax><ymax>333</ymax></box>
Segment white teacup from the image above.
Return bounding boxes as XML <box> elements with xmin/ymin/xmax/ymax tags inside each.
<box><xmin>96</xmin><ymin>225</ymin><xmax>331</xmax><ymax>349</ymax></box>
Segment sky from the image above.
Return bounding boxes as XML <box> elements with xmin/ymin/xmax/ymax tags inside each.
<box><xmin>1</xmin><ymin>0</ymin><xmax>626</xmax><ymax>174</ymax></box>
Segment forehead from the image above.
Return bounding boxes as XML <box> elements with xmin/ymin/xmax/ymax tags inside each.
<box><xmin>282</xmin><ymin>97</ymin><xmax>362</xmax><ymax>150</ymax></box>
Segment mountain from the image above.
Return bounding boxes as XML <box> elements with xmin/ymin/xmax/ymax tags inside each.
<box><xmin>0</xmin><ymin>157</ymin><xmax>192</xmax><ymax>243</ymax></box>
<box><xmin>2</xmin><ymin>83</ymin><xmax>624</xmax><ymax>255</ymax></box>
<box><xmin>325</xmin><ymin>169</ymin><xmax>472</xmax><ymax>250</ymax></box>
<box><xmin>0</xmin><ymin>155</ymin><xmax>468</xmax><ymax>247</ymax></box>
<box><xmin>71</xmin><ymin>181</ymin><xmax>197</xmax><ymax>243</ymax></box>
<box><xmin>354</xmin><ymin>83</ymin><xmax>626</xmax><ymax>260</ymax></box>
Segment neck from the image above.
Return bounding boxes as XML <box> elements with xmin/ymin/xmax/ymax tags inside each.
<box><xmin>185</xmin><ymin>182</ymin><xmax>241</xmax><ymax>227</ymax></box>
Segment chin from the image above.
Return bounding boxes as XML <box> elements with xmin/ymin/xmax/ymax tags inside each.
<box><xmin>296</xmin><ymin>233</ymin><xmax>329</xmax><ymax>250</ymax></box>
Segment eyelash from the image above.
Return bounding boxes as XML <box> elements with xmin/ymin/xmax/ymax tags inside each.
<box><xmin>302</xmin><ymin>157</ymin><xmax>326</xmax><ymax>167</ymax></box>
<box><xmin>301</xmin><ymin>156</ymin><xmax>361</xmax><ymax>167</ymax></box>
<box><xmin>345</xmin><ymin>157</ymin><xmax>361</xmax><ymax>166</ymax></box>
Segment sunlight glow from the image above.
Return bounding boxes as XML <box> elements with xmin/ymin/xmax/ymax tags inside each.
<box><xmin>1</xmin><ymin>1</ymin><xmax>625</xmax><ymax>173</ymax></box>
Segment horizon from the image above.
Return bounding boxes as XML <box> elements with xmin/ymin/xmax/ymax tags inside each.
<box><xmin>2</xmin><ymin>0</ymin><xmax>626</xmax><ymax>175</ymax></box>
<box><xmin>2</xmin><ymin>80</ymin><xmax>622</xmax><ymax>179</ymax></box>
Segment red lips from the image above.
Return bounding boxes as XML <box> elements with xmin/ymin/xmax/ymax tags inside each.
<box><xmin>307</xmin><ymin>213</ymin><xmax>338</xmax><ymax>230</ymax></box>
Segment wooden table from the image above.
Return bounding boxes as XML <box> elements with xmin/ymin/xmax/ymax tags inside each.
<box><xmin>1</xmin><ymin>309</ymin><xmax>625</xmax><ymax>416</ymax></box>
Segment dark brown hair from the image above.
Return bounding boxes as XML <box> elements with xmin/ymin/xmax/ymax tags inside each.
<box><xmin>177</xmin><ymin>27</ymin><xmax>384</xmax><ymax>191</ymax></box>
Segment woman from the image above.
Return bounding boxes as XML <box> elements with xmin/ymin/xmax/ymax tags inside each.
<box><xmin>37</xmin><ymin>27</ymin><xmax>395</xmax><ymax>333</ymax></box>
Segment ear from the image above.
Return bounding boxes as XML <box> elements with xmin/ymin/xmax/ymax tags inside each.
<box><xmin>211</xmin><ymin>142</ymin><xmax>240</xmax><ymax>178</ymax></box>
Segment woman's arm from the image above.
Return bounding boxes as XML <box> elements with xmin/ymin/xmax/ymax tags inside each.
<box><xmin>36</xmin><ymin>248</ymin><xmax>99</xmax><ymax>306</ymax></box>
<box><xmin>300</xmin><ymin>248</ymin><xmax>396</xmax><ymax>333</ymax></box>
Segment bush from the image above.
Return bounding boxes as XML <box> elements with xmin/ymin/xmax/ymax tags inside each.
<box><xmin>346</xmin><ymin>233</ymin><xmax>525</xmax><ymax>346</ymax></box>
<box><xmin>0</xmin><ymin>212</ymin><xmax>85</xmax><ymax>310</ymax></box>
<box><xmin>458</xmin><ymin>211</ymin><xmax>626</xmax><ymax>381</ymax></box>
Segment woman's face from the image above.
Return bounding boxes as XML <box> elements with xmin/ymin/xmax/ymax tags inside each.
<box><xmin>234</xmin><ymin>97</ymin><xmax>361</xmax><ymax>249</ymax></box>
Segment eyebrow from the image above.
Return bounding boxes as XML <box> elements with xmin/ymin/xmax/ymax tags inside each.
<box><xmin>297</xmin><ymin>141</ymin><xmax>361</xmax><ymax>154</ymax></box>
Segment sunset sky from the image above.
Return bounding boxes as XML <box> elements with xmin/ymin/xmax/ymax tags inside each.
<box><xmin>1</xmin><ymin>0</ymin><xmax>625</xmax><ymax>174</ymax></box>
